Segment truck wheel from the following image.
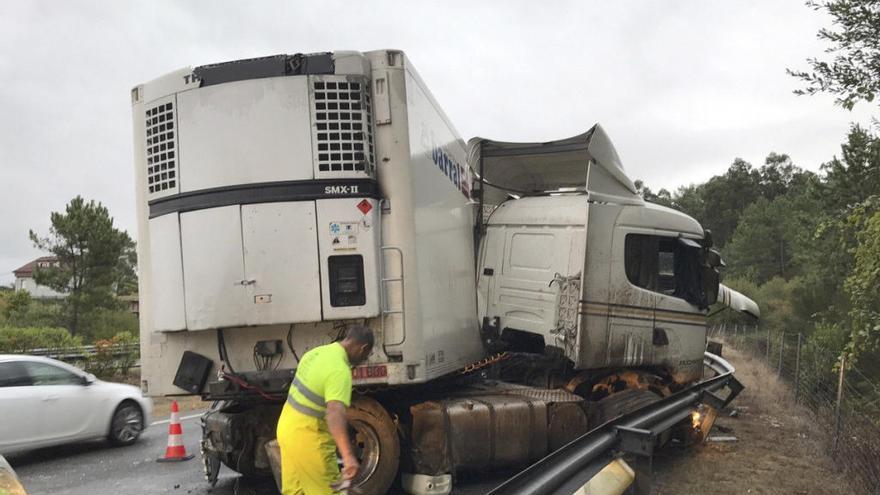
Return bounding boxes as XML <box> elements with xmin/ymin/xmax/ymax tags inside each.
<box><xmin>591</xmin><ymin>389</ymin><xmax>660</xmax><ymax>426</ymax></box>
<box><xmin>347</xmin><ymin>395</ymin><xmax>400</xmax><ymax>495</ymax></box>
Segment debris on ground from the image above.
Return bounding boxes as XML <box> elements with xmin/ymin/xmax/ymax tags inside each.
<box><xmin>653</xmin><ymin>346</ymin><xmax>855</xmax><ymax>495</ymax></box>
<box><xmin>707</xmin><ymin>436</ymin><xmax>738</xmax><ymax>442</ymax></box>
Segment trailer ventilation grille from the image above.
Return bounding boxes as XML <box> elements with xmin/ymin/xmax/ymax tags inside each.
<box><xmin>312</xmin><ymin>78</ymin><xmax>374</xmax><ymax>174</ymax></box>
<box><xmin>145</xmin><ymin>100</ymin><xmax>177</xmax><ymax>194</ymax></box>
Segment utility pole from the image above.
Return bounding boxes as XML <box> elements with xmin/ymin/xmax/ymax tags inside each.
<box><xmin>834</xmin><ymin>354</ymin><xmax>846</xmax><ymax>452</ymax></box>
<box><xmin>794</xmin><ymin>333</ymin><xmax>802</xmax><ymax>403</ymax></box>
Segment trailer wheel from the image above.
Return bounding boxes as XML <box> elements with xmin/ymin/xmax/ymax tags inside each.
<box><xmin>591</xmin><ymin>389</ymin><xmax>661</xmax><ymax>426</ymax></box>
<box><xmin>347</xmin><ymin>395</ymin><xmax>400</xmax><ymax>495</ymax></box>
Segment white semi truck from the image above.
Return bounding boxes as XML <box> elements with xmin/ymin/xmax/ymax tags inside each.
<box><xmin>131</xmin><ymin>49</ymin><xmax>757</xmax><ymax>494</ymax></box>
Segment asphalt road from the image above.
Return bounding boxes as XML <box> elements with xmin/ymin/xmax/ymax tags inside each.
<box><xmin>8</xmin><ymin>412</ymin><xmax>504</xmax><ymax>495</ymax></box>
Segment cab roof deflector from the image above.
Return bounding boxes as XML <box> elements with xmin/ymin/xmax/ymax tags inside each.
<box><xmin>467</xmin><ymin>124</ymin><xmax>643</xmax><ymax>206</ymax></box>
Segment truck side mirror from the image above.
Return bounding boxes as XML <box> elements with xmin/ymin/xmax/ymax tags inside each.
<box><xmin>702</xmin><ymin>230</ymin><xmax>714</xmax><ymax>248</ymax></box>
<box><xmin>705</xmin><ymin>249</ymin><xmax>723</xmax><ymax>269</ymax></box>
<box><xmin>703</xmin><ymin>266</ymin><xmax>720</xmax><ymax>305</ymax></box>
<box><xmin>702</xmin><ymin>248</ymin><xmax>723</xmax><ymax>305</ymax></box>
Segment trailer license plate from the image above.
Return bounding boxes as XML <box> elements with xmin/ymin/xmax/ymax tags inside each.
<box><xmin>352</xmin><ymin>365</ymin><xmax>388</xmax><ymax>380</ymax></box>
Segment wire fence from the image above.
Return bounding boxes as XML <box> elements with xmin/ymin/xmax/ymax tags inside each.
<box><xmin>711</xmin><ymin>324</ymin><xmax>880</xmax><ymax>494</ymax></box>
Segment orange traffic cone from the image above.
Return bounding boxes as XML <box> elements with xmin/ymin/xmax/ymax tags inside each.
<box><xmin>157</xmin><ymin>400</ymin><xmax>194</xmax><ymax>462</ymax></box>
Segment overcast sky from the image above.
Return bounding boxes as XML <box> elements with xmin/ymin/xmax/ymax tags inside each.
<box><xmin>0</xmin><ymin>0</ymin><xmax>876</xmax><ymax>285</ymax></box>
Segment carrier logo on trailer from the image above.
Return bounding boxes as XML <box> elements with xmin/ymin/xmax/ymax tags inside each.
<box><xmin>431</xmin><ymin>145</ymin><xmax>471</xmax><ymax>200</ymax></box>
<box><xmin>324</xmin><ymin>185</ymin><xmax>360</xmax><ymax>195</ymax></box>
<box><xmin>420</xmin><ymin>124</ymin><xmax>472</xmax><ymax>200</ymax></box>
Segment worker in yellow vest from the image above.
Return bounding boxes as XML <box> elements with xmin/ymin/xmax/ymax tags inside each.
<box><xmin>276</xmin><ymin>325</ymin><xmax>374</xmax><ymax>495</ymax></box>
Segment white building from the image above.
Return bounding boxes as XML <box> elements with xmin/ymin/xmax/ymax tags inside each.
<box><xmin>12</xmin><ymin>256</ymin><xmax>67</xmax><ymax>299</ymax></box>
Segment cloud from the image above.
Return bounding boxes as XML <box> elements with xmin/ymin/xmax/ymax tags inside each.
<box><xmin>0</xmin><ymin>0</ymin><xmax>876</xmax><ymax>284</ymax></box>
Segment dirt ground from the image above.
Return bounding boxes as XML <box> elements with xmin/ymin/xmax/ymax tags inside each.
<box><xmin>653</xmin><ymin>346</ymin><xmax>854</xmax><ymax>495</ymax></box>
<box><xmin>151</xmin><ymin>395</ymin><xmax>209</xmax><ymax>418</ymax></box>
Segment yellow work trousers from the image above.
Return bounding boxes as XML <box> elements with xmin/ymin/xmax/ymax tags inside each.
<box><xmin>276</xmin><ymin>403</ymin><xmax>340</xmax><ymax>495</ymax></box>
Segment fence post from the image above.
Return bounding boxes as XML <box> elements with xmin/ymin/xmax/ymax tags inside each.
<box><xmin>834</xmin><ymin>354</ymin><xmax>846</xmax><ymax>452</ymax></box>
<box><xmin>778</xmin><ymin>331</ymin><xmax>785</xmax><ymax>375</ymax></box>
<box><xmin>794</xmin><ymin>333</ymin><xmax>802</xmax><ymax>403</ymax></box>
<box><xmin>766</xmin><ymin>325</ymin><xmax>771</xmax><ymax>362</ymax></box>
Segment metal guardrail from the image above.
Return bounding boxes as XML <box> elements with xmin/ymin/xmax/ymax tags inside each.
<box><xmin>489</xmin><ymin>352</ymin><xmax>742</xmax><ymax>495</ymax></box>
<box><xmin>24</xmin><ymin>342</ymin><xmax>139</xmax><ymax>360</ymax></box>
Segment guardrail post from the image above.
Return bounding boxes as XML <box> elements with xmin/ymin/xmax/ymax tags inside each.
<box><xmin>794</xmin><ymin>333</ymin><xmax>802</xmax><ymax>403</ymax></box>
<box><xmin>778</xmin><ymin>331</ymin><xmax>785</xmax><ymax>375</ymax></box>
<box><xmin>833</xmin><ymin>354</ymin><xmax>845</xmax><ymax>453</ymax></box>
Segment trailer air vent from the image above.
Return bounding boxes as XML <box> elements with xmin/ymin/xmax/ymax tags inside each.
<box><xmin>312</xmin><ymin>77</ymin><xmax>375</xmax><ymax>174</ymax></box>
<box><xmin>144</xmin><ymin>99</ymin><xmax>178</xmax><ymax>195</ymax></box>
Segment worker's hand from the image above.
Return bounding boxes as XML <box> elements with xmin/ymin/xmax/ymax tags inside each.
<box><xmin>342</xmin><ymin>454</ymin><xmax>360</xmax><ymax>480</ymax></box>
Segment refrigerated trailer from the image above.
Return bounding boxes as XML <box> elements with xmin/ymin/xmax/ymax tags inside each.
<box><xmin>132</xmin><ymin>49</ymin><xmax>757</xmax><ymax>494</ymax></box>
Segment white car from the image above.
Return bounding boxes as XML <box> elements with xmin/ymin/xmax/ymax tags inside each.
<box><xmin>0</xmin><ymin>355</ymin><xmax>152</xmax><ymax>455</ymax></box>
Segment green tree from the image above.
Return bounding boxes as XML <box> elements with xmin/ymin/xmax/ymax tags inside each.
<box><xmin>29</xmin><ymin>196</ymin><xmax>137</xmax><ymax>336</ymax></box>
<box><xmin>692</xmin><ymin>158</ymin><xmax>763</xmax><ymax>247</ymax></box>
<box><xmin>788</xmin><ymin>0</ymin><xmax>880</xmax><ymax>110</ymax></box>
<box><xmin>758</xmin><ymin>153</ymin><xmax>816</xmax><ymax>200</ymax></box>
<box><xmin>818</xmin><ymin>125</ymin><xmax>880</xmax><ymax>211</ymax></box>
<box><xmin>633</xmin><ymin>179</ymin><xmax>674</xmax><ymax>207</ymax></box>
<box><xmin>842</xmin><ymin>197</ymin><xmax>880</xmax><ymax>359</ymax></box>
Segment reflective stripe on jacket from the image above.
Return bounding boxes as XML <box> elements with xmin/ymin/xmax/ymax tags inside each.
<box><xmin>286</xmin><ymin>342</ymin><xmax>352</xmax><ymax>420</ymax></box>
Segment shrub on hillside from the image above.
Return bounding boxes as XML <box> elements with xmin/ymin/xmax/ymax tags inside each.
<box><xmin>79</xmin><ymin>307</ymin><xmax>138</xmax><ymax>342</ymax></box>
<box><xmin>0</xmin><ymin>326</ymin><xmax>82</xmax><ymax>353</ymax></box>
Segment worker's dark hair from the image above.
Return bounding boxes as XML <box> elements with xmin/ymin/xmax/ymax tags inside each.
<box><xmin>344</xmin><ymin>325</ymin><xmax>375</xmax><ymax>348</ymax></box>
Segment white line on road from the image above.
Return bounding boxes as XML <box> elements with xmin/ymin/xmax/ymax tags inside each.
<box><xmin>151</xmin><ymin>412</ymin><xmax>204</xmax><ymax>426</ymax></box>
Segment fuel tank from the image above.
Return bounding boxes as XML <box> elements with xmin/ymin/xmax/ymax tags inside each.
<box><xmin>407</xmin><ymin>384</ymin><xmax>587</xmax><ymax>475</ymax></box>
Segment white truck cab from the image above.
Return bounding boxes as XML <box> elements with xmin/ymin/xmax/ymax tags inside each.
<box><xmin>471</xmin><ymin>126</ymin><xmax>726</xmax><ymax>385</ymax></box>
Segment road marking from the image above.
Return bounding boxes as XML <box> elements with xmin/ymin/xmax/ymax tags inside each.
<box><xmin>151</xmin><ymin>412</ymin><xmax>204</xmax><ymax>426</ymax></box>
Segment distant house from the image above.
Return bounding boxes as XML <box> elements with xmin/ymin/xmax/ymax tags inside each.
<box><xmin>12</xmin><ymin>256</ymin><xmax>67</xmax><ymax>299</ymax></box>
<box><xmin>118</xmin><ymin>294</ymin><xmax>140</xmax><ymax>315</ymax></box>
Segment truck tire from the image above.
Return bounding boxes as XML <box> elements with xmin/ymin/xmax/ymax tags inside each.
<box><xmin>591</xmin><ymin>389</ymin><xmax>661</xmax><ymax>426</ymax></box>
<box><xmin>348</xmin><ymin>395</ymin><xmax>400</xmax><ymax>495</ymax></box>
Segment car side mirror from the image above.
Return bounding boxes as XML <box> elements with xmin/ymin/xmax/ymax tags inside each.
<box><xmin>82</xmin><ymin>373</ymin><xmax>97</xmax><ymax>386</ymax></box>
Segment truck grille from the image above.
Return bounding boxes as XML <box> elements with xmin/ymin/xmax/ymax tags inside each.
<box><xmin>312</xmin><ymin>77</ymin><xmax>375</xmax><ymax>174</ymax></box>
<box><xmin>145</xmin><ymin>99</ymin><xmax>178</xmax><ymax>195</ymax></box>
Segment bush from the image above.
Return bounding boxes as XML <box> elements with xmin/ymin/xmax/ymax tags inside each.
<box><xmin>0</xmin><ymin>326</ymin><xmax>82</xmax><ymax>353</ymax></box>
<box><xmin>87</xmin><ymin>331</ymin><xmax>139</xmax><ymax>378</ymax></box>
<box><xmin>79</xmin><ymin>307</ymin><xmax>138</xmax><ymax>342</ymax></box>
<box><xmin>0</xmin><ymin>291</ymin><xmax>64</xmax><ymax>329</ymax></box>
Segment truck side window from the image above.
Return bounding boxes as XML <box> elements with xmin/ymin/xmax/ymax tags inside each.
<box><xmin>624</xmin><ymin>234</ymin><xmax>704</xmax><ymax>307</ymax></box>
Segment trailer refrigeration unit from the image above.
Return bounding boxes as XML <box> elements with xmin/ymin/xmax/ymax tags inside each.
<box><xmin>132</xmin><ymin>50</ymin><xmax>758</xmax><ymax>494</ymax></box>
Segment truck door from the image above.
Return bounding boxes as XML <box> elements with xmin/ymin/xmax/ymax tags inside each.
<box><xmin>651</xmin><ymin>236</ymin><xmax>708</xmax><ymax>383</ymax></box>
<box><xmin>602</xmin><ymin>230</ymin><xmax>659</xmax><ymax>368</ymax></box>
<box><xmin>611</xmin><ymin>232</ymin><xmax>706</xmax><ymax>380</ymax></box>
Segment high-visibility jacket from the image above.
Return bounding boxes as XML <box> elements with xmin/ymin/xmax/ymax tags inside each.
<box><xmin>286</xmin><ymin>342</ymin><xmax>352</xmax><ymax>418</ymax></box>
<box><xmin>276</xmin><ymin>342</ymin><xmax>352</xmax><ymax>495</ymax></box>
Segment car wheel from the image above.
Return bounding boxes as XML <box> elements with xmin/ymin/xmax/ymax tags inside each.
<box><xmin>109</xmin><ymin>401</ymin><xmax>144</xmax><ymax>446</ymax></box>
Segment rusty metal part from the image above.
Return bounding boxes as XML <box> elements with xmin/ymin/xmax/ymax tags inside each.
<box><xmin>466</xmin><ymin>381</ymin><xmax>583</xmax><ymax>403</ymax></box>
<box><xmin>460</xmin><ymin>352</ymin><xmax>511</xmax><ymax>375</ymax></box>
<box><xmin>547</xmin><ymin>402</ymin><xmax>589</xmax><ymax>451</ymax></box>
<box><xmin>409</xmin><ymin>394</ymin><xmax>549</xmax><ymax>476</ymax></box>
<box><xmin>565</xmin><ymin>370</ymin><xmax>672</xmax><ymax>399</ymax></box>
